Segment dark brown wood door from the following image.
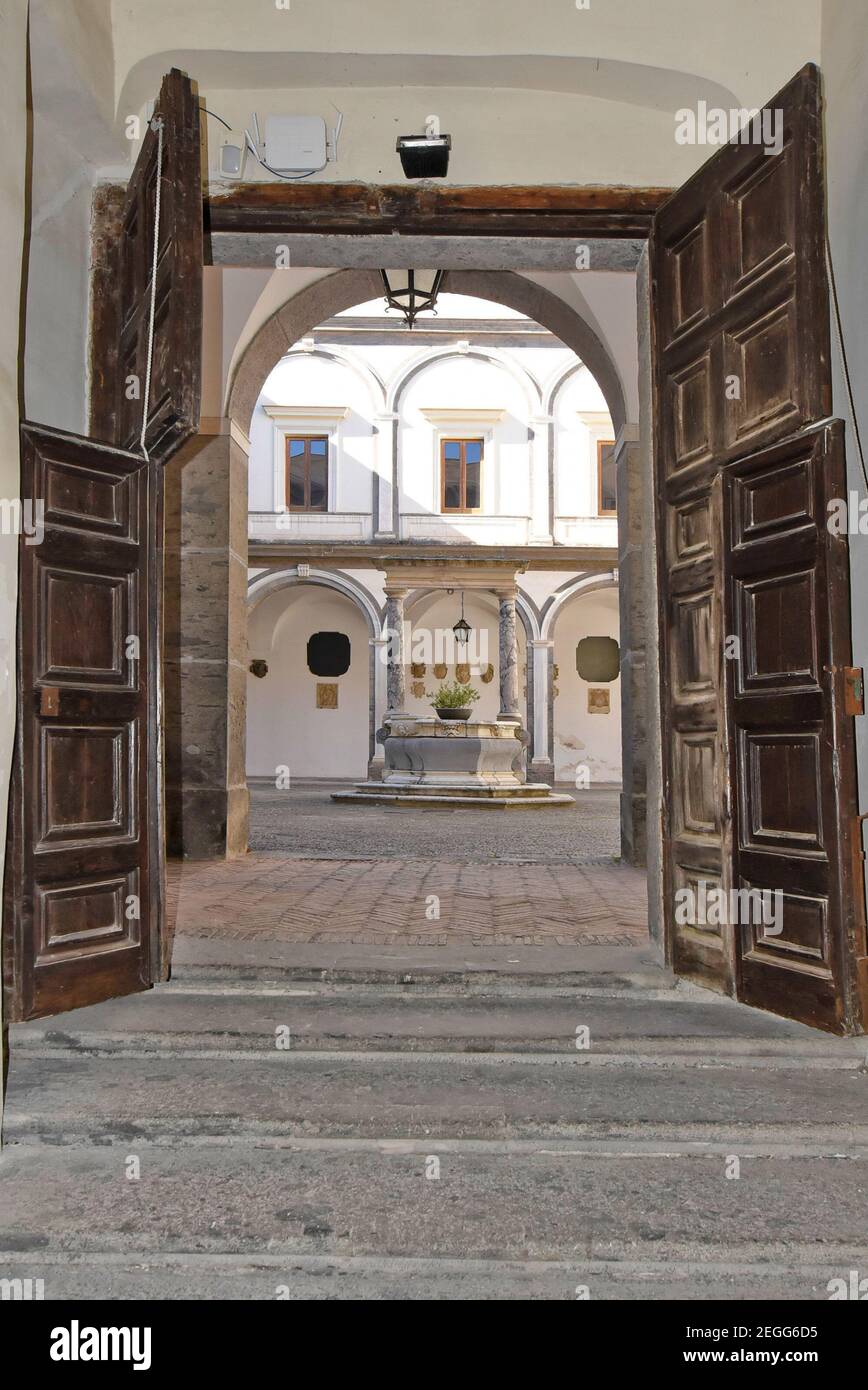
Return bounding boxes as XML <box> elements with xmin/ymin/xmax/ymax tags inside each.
<box><xmin>651</xmin><ymin>64</ymin><xmax>866</xmax><ymax>1029</ymax></box>
<box><xmin>3</xmin><ymin>425</ymin><xmax>161</xmax><ymax>1021</ymax></box>
<box><xmin>723</xmin><ymin>422</ymin><xmax>865</xmax><ymax>1032</ymax></box>
<box><xmin>91</xmin><ymin>68</ymin><xmax>202</xmax><ymax>463</ymax></box>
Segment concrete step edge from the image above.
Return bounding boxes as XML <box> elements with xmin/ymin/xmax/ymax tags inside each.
<box><xmin>8</xmin><ymin>1121</ymin><xmax>868</xmax><ymax>1149</ymax></box>
<box><xmin>5</xmin><ymin>1132</ymin><xmax>868</xmax><ymax>1158</ymax></box>
<box><xmin>164</xmin><ymin>971</ymin><xmax>676</xmax><ymax>994</ymax></box>
<box><xmin>11</xmin><ymin>1042</ymin><xmax>866</xmax><ymax>1068</ymax></box>
<box><xmin>0</xmin><ymin>1234</ymin><xmax>865</xmax><ymax>1267</ymax></box>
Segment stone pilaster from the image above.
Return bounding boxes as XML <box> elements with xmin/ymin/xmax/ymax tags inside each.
<box><xmin>529</xmin><ymin>413</ymin><xmax>554</xmax><ymax>542</ymax></box>
<box><xmin>163</xmin><ymin>423</ymin><xmax>249</xmax><ymax>859</ymax></box>
<box><xmin>374</xmin><ymin>412</ymin><xmax>398</xmax><ymax>538</ymax></box>
<box><xmin>615</xmin><ymin>423</ymin><xmax>647</xmax><ymax>868</ymax></box>
<box><xmin>496</xmin><ymin>589</ymin><xmax>522</xmax><ymax>723</ymax></box>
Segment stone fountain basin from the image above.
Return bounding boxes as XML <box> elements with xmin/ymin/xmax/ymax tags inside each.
<box><xmin>382</xmin><ymin>716</ymin><xmax>524</xmax><ymax>787</ymax></box>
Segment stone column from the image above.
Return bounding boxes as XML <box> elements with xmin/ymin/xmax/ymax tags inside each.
<box><xmin>529</xmin><ymin>638</ymin><xmax>555</xmax><ymax>782</ymax></box>
<box><xmin>163</xmin><ymin>422</ymin><xmax>250</xmax><ymax>859</ymax></box>
<box><xmin>383</xmin><ymin>586</ymin><xmax>408</xmax><ymax>717</ymax></box>
<box><xmin>496</xmin><ymin>589</ymin><xmax>522</xmax><ymax>724</ymax></box>
<box><xmin>369</xmin><ymin>635</ymin><xmax>389</xmax><ymax>776</ymax></box>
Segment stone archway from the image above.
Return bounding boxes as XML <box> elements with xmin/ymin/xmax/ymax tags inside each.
<box><xmin>168</xmin><ymin>266</ymin><xmax>643</xmax><ymax>859</ymax></box>
<box><xmin>227</xmin><ymin>268</ymin><xmax>627</xmax><ymax>439</ymax></box>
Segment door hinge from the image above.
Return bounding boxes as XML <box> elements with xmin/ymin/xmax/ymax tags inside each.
<box><xmin>845</xmin><ymin>667</ymin><xmax>864</xmax><ymax>716</ymax></box>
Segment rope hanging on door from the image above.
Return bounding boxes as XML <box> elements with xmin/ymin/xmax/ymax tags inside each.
<box><xmin>140</xmin><ymin>115</ymin><xmax>164</xmax><ymax>462</ymax></box>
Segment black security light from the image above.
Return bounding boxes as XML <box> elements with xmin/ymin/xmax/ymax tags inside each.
<box><xmin>396</xmin><ymin>133</ymin><xmax>451</xmax><ymax>178</ymax></box>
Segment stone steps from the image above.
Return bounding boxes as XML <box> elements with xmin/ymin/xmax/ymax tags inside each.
<box><xmin>331</xmin><ymin>790</ymin><xmax>574</xmax><ymax>808</ymax></box>
<box><xmin>10</xmin><ymin>979</ymin><xmax>867</xmax><ymax>1055</ymax></box>
<box><xmin>3</xmin><ymin>961</ymin><xmax>867</xmax><ymax>1299</ymax></box>
<box><xmin>342</xmin><ymin>781</ymin><xmax>559</xmax><ymax>799</ymax></box>
<box><xmin>6</xmin><ymin>1040</ymin><xmax>868</xmax><ymax>1144</ymax></box>
<box><xmin>3</xmin><ymin>1136</ymin><xmax>868</xmax><ymax>1302</ymax></box>
<box><xmin>0</xmin><ymin>1251</ymin><xmax>854</xmax><ymax>1301</ymax></box>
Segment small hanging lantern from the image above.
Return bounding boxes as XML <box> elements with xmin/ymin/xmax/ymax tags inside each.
<box><xmin>452</xmin><ymin>590</ymin><xmax>471</xmax><ymax>648</ymax></box>
<box><xmin>380</xmin><ymin>268</ymin><xmax>445</xmax><ymax>329</ymax></box>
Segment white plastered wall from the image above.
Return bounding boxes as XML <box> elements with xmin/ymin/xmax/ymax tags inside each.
<box><xmin>552</xmin><ymin>588</ymin><xmax>621</xmax><ymax>785</ymax></box>
<box><xmin>111</xmin><ymin>0</ymin><xmax>822</xmax><ymax>187</ymax></box>
<box><xmin>247</xmin><ymin>585</ymin><xmax>371</xmax><ymax>780</ymax></box>
<box><xmin>0</xmin><ymin>0</ymin><xmax>30</xmax><ymax>1116</ymax></box>
<box><xmin>26</xmin><ymin>0</ymin><xmax>121</xmax><ymax>432</ymax></box>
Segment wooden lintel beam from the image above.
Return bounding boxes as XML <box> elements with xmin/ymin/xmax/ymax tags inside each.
<box><xmin>206</xmin><ymin>183</ymin><xmax>671</xmax><ymax>239</ymax></box>
<box><xmin>248</xmin><ymin>542</ymin><xmax>619</xmax><ymax>572</ymax></box>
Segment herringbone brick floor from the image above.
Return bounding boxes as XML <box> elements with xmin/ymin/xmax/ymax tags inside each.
<box><xmin>168</xmin><ymin>854</ymin><xmax>648</xmax><ymax>947</ymax></box>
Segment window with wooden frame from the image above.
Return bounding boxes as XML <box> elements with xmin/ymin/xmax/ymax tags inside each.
<box><xmin>597</xmin><ymin>439</ymin><xmax>617</xmax><ymax>516</ymax></box>
<box><xmin>441</xmin><ymin>438</ymin><xmax>483</xmax><ymax>513</ymax></box>
<box><xmin>286</xmin><ymin>435</ymin><xmax>329</xmax><ymax>512</ymax></box>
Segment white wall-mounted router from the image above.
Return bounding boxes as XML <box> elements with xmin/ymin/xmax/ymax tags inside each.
<box><xmin>264</xmin><ymin>115</ymin><xmax>328</xmax><ymax>173</ymax></box>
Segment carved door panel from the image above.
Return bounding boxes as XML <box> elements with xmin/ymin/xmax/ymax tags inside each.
<box><xmin>723</xmin><ymin>422</ymin><xmax>865</xmax><ymax>1032</ymax></box>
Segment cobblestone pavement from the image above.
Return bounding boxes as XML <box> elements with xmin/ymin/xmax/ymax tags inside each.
<box><xmin>248</xmin><ymin>781</ymin><xmax>622</xmax><ymax>862</ymax></box>
<box><xmin>168</xmin><ymin>854</ymin><xmax>647</xmax><ymax>946</ymax></box>
<box><xmin>169</xmin><ymin>784</ymin><xmax>646</xmax><ymax>948</ymax></box>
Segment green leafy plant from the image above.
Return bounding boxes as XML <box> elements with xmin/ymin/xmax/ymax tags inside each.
<box><xmin>427</xmin><ymin>680</ymin><xmax>480</xmax><ymax>709</ymax></box>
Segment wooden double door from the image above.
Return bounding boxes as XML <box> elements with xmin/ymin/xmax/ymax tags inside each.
<box><xmin>3</xmin><ymin>64</ymin><xmax>865</xmax><ymax>1033</ymax></box>
<box><xmin>3</xmin><ymin>70</ymin><xmax>201</xmax><ymax>1020</ymax></box>
<box><xmin>651</xmin><ymin>65</ymin><xmax>866</xmax><ymax>1032</ymax></box>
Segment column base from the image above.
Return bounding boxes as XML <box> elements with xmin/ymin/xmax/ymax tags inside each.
<box><xmin>165</xmin><ymin>785</ymin><xmax>250</xmax><ymax>860</ymax></box>
<box><xmin>530</xmin><ymin>759</ymin><xmax>555</xmax><ymax>786</ymax></box>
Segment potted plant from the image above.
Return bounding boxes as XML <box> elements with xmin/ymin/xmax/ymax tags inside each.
<box><xmin>427</xmin><ymin>679</ymin><xmax>480</xmax><ymax>722</ymax></box>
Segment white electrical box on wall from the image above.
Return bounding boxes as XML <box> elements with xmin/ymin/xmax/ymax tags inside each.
<box><xmin>265</xmin><ymin>115</ymin><xmax>328</xmax><ymax>172</ymax></box>
<box><xmin>218</xmin><ymin>132</ymin><xmax>247</xmax><ymax>180</ymax></box>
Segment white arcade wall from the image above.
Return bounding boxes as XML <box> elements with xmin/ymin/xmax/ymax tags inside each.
<box><xmin>245</xmin><ymin>576</ymin><xmax>622</xmax><ymax>785</ymax></box>
<box><xmin>247</xmin><ymin>585</ymin><xmax>371</xmax><ymax>780</ymax></box>
<box><xmin>552</xmin><ymin>588</ymin><xmax>622</xmax><ymax>785</ymax></box>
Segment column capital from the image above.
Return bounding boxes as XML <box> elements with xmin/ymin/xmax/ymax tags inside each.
<box><xmin>383</xmin><ymin>584</ymin><xmax>410</xmax><ymax>600</ymax></box>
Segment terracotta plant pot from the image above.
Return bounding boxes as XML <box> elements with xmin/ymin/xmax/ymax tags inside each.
<box><xmin>435</xmin><ymin>706</ymin><xmax>472</xmax><ymax>721</ymax></box>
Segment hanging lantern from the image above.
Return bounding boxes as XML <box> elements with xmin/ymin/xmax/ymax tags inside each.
<box><xmin>380</xmin><ymin>268</ymin><xmax>445</xmax><ymax>329</ymax></box>
<box><xmin>452</xmin><ymin>591</ymin><xmax>472</xmax><ymax>648</ymax></box>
